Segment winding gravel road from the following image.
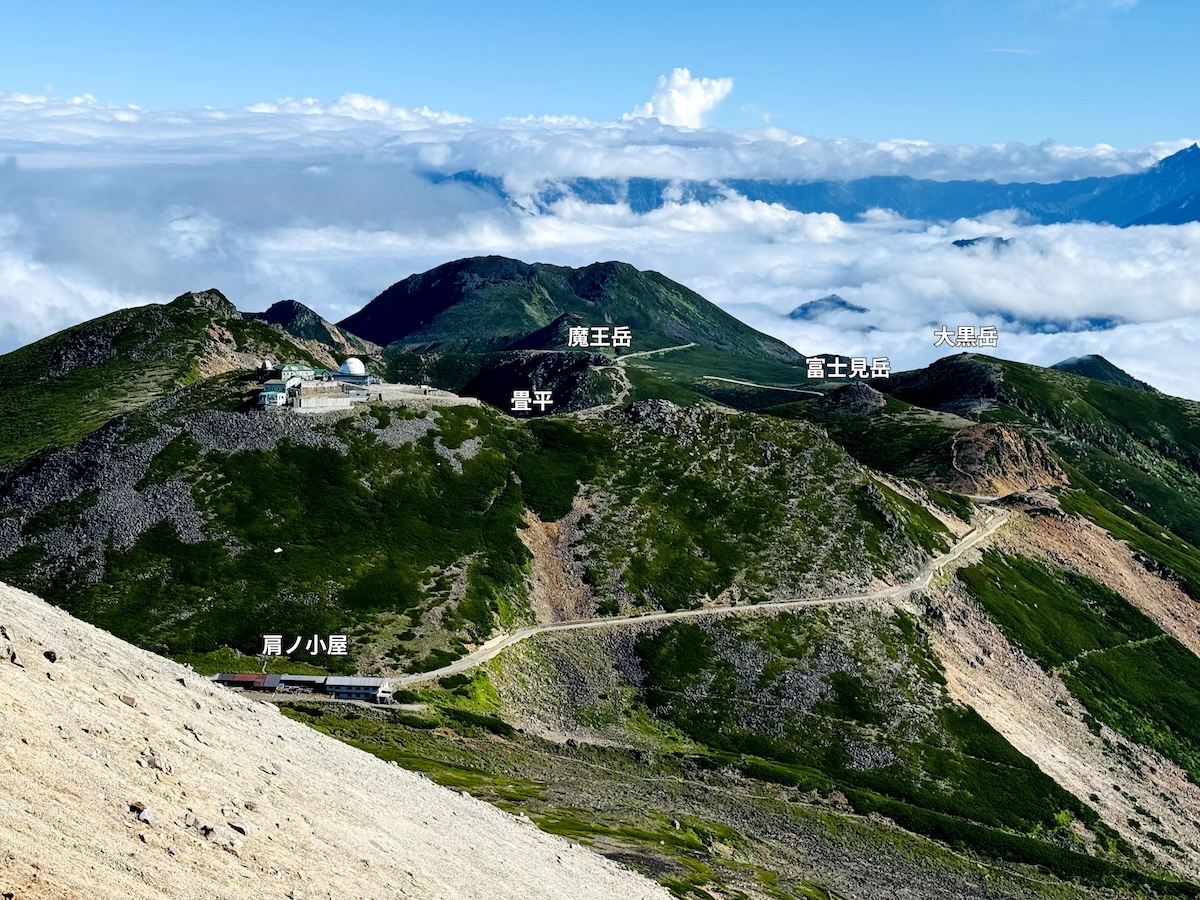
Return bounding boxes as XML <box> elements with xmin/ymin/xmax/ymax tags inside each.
<box><xmin>700</xmin><ymin>375</ymin><xmax>822</xmax><ymax>396</ymax></box>
<box><xmin>573</xmin><ymin>342</ymin><xmax>698</xmax><ymax>418</ymax></box>
<box><xmin>397</xmin><ymin>508</ymin><xmax>1009</xmax><ymax>687</ymax></box>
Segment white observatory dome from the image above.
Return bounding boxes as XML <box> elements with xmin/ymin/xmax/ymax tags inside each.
<box><xmin>339</xmin><ymin>357</ymin><xmax>367</xmax><ymax>376</ymax></box>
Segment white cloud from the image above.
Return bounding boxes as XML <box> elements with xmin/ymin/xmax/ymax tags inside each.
<box><xmin>1</xmin><ymin>90</ymin><xmax>1187</xmax><ymax>185</ymax></box>
<box><xmin>1</xmin><ymin>91</ymin><xmax>1199</xmax><ymax>400</ymax></box>
<box><xmin>625</xmin><ymin>67</ymin><xmax>734</xmax><ymax>128</ymax></box>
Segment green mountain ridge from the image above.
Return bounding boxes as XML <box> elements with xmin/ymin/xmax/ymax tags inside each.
<box><xmin>0</xmin><ymin>290</ymin><xmax>332</xmax><ymax>468</ymax></box>
<box><xmin>339</xmin><ymin>256</ymin><xmax>807</xmax><ymax>364</ymax></box>
<box><xmin>878</xmin><ymin>353</ymin><xmax>1200</xmax><ymax>552</ymax></box>
<box><xmin>1050</xmin><ymin>354</ymin><xmax>1158</xmax><ymax>393</ymax></box>
<box><xmin>244</xmin><ymin>298</ymin><xmax>380</xmax><ymax>356</ymax></box>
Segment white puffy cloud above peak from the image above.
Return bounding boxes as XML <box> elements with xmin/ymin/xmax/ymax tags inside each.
<box><xmin>625</xmin><ymin>67</ymin><xmax>734</xmax><ymax>128</ymax></box>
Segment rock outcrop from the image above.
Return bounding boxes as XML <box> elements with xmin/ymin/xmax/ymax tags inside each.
<box><xmin>945</xmin><ymin>423</ymin><xmax>1068</xmax><ymax>497</ymax></box>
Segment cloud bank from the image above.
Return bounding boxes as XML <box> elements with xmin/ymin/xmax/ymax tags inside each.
<box><xmin>2</xmin><ymin>87</ymin><xmax>1200</xmax><ymax>399</ymax></box>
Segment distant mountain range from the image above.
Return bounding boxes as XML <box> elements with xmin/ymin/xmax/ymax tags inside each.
<box><xmin>438</xmin><ymin>144</ymin><xmax>1200</xmax><ymax>226</ymax></box>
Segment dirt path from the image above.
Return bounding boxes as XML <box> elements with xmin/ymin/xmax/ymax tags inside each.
<box><xmin>699</xmin><ymin>375</ymin><xmax>821</xmax><ymax>396</ymax></box>
<box><xmin>398</xmin><ymin>510</ymin><xmax>1010</xmax><ymax>687</ymax></box>
<box><xmin>573</xmin><ymin>343</ymin><xmax>697</xmax><ymax>419</ymax></box>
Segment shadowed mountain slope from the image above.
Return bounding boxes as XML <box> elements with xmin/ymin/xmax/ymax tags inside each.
<box><xmin>244</xmin><ymin>299</ymin><xmax>379</xmax><ymax>356</ymax></box>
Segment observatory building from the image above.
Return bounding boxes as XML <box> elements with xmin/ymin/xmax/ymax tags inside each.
<box><xmin>255</xmin><ymin>357</ymin><xmax>479</xmax><ymax>412</ymax></box>
<box><xmin>331</xmin><ymin>357</ymin><xmax>373</xmax><ymax>386</ymax></box>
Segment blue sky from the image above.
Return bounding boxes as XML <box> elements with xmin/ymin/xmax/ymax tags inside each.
<box><xmin>1</xmin><ymin>0</ymin><xmax>1195</xmax><ymax>146</ymax></box>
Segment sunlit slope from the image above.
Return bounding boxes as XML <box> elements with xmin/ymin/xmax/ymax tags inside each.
<box><xmin>0</xmin><ymin>391</ymin><xmax>949</xmax><ymax>675</ymax></box>
<box><xmin>0</xmin><ymin>290</ymin><xmax>328</xmax><ymax>467</ymax></box>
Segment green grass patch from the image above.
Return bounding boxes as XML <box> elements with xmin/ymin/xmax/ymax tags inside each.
<box><xmin>926</xmin><ymin>488</ymin><xmax>974</xmax><ymax>521</ymax></box>
<box><xmin>1058</xmin><ymin>469</ymin><xmax>1200</xmax><ymax>601</ymax></box>
<box><xmin>957</xmin><ymin>552</ymin><xmax>1160</xmax><ymax>667</ymax></box>
<box><xmin>514</xmin><ymin>419</ymin><xmax>612</xmax><ymax>521</ymax></box>
<box><xmin>961</xmin><ymin>550</ymin><xmax>1200</xmax><ymax>783</ymax></box>
<box><xmin>174</xmin><ymin>646</ymin><xmax>329</xmax><ymax>676</ymax></box>
<box><xmin>767</xmin><ymin>394</ymin><xmax>961</xmax><ymax>482</ymax></box>
<box><xmin>847</xmin><ymin>790</ymin><xmax>1197</xmax><ymax>896</ymax></box>
<box><xmin>1067</xmin><ymin>638</ymin><xmax>1200</xmax><ymax>781</ymax></box>
<box><xmin>624</xmin><ymin>367</ymin><xmax>710</xmax><ymax>407</ymax></box>
<box><xmin>634</xmin><ymin>608</ymin><xmax>1128</xmax><ymax>876</ymax></box>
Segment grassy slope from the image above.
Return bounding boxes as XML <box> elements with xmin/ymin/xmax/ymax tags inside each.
<box><xmin>579</xmin><ymin>405</ymin><xmax>951</xmax><ymax>615</ymax></box>
<box><xmin>1</xmin><ymin>403</ymin><xmax>536</xmax><ymax>669</ymax></box>
<box><xmin>273</xmin><ymin>606</ymin><xmax>1200</xmax><ymax>899</ymax></box>
<box><xmin>960</xmin><ymin>551</ymin><xmax>1200</xmax><ymax>788</ymax></box>
<box><xmin>766</xmin><ymin>393</ymin><xmax>964</xmax><ymax>481</ymax></box>
<box><xmin>0</xmin><ymin>390</ymin><xmax>948</xmax><ymax>675</ymax></box>
<box><xmin>0</xmin><ymin>297</ymin><xmax>325</xmax><ymax>467</ymax></box>
<box><xmin>630</xmin><ymin>606</ymin><xmax>1170</xmax><ymax>892</ymax></box>
<box><xmin>353</xmin><ymin>258</ymin><xmax>805</xmax><ymax>366</ymax></box>
<box><xmin>875</xmin><ymin>354</ymin><xmax>1200</xmax><ymax>599</ymax></box>
<box><xmin>983</xmin><ymin>361</ymin><xmax>1200</xmax><ymax>550</ymax></box>
<box><xmin>280</xmin><ymin>700</ymin><xmax>864</xmax><ymax>900</ymax></box>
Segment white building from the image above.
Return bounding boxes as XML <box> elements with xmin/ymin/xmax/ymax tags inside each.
<box><xmin>258</xmin><ymin>379</ymin><xmax>290</xmax><ymax>407</ymax></box>
<box><xmin>324</xmin><ymin>676</ymin><xmax>395</xmax><ymax>702</ymax></box>
<box><xmin>331</xmin><ymin>357</ymin><xmax>375</xmax><ymax>386</ymax></box>
<box><xmin>280</xmin><ymin>363</ymin><xmax>320</xmax><ymax>381</ymax></box>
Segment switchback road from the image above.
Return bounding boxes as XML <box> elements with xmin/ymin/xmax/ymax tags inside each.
<box><xmin>573</xmin><ymin>342</ymin><xmax>697</xmax><ymax>418</ymax></box>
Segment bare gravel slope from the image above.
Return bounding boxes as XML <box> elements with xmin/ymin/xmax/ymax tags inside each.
<box><xmin>0</xmin><ymin>582</ymin><xmax>670</xmax><ymax>900</ymax></box>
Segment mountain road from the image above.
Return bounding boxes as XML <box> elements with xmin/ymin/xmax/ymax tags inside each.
<box><xmin>573</xmin><ymin>342</ymin><xmax>697</xmax><ymax>418</ymax></box>
<box><xmin>396</xmin><ymin>508</ymin><xmax>1009</xmax><ymax>687</ymax></box>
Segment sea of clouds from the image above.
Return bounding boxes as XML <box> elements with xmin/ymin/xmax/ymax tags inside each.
<box><xmin>2</xmin><ymin>74</ymin><xmax>1199</xmax><ymax>398</ymax></box>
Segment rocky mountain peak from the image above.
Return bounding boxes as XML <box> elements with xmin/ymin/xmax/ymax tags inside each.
<box><xmin>945</xmin><ymin>423</ymin><xmax>1068</xmax><ymax>497</ymax></box>
<box><xmin>813</xmin><ymin>381</ymin><xmax>887</xmax><ymax>417</ymax></box>
<box><xmin>168</xmin><ymin>289</ymin><xmax>240</xmax><ymax>320</ymax></box>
